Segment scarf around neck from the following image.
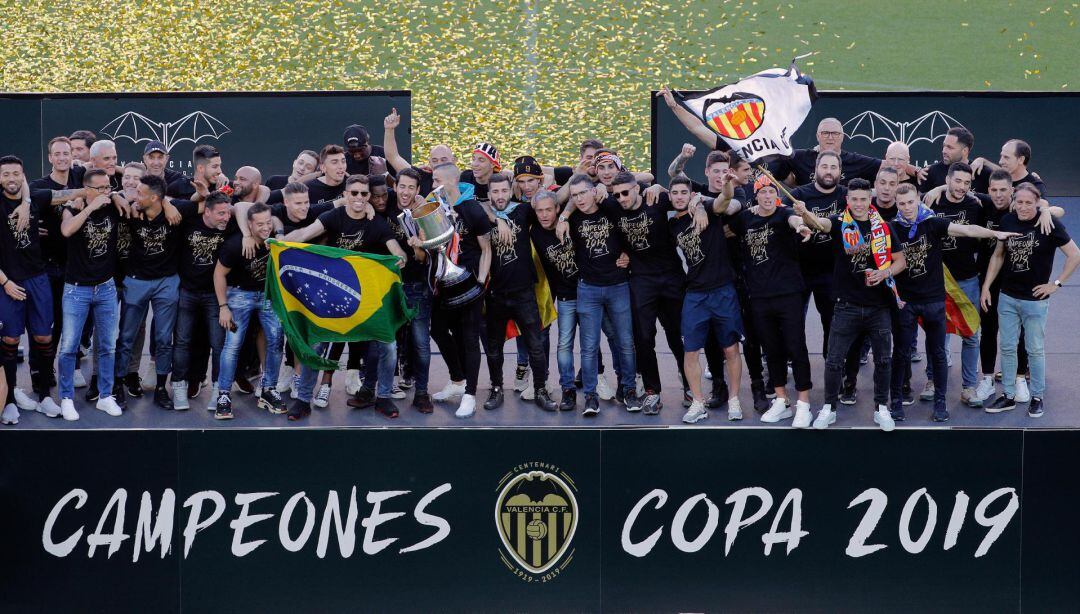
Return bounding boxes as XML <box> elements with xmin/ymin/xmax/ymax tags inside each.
<box><xmin>841</xmin><ymin>205</ymin><xmax>905</xmax><ymax>308</ymax></box>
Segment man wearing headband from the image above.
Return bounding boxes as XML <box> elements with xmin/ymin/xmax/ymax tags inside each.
<box><xmin>793</xmin><ymin>178</ymin><xmax>908</xmax><ymax>431</ymax></box>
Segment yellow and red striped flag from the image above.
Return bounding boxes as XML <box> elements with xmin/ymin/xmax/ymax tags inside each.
<box><xmin>944</xmin><ymin>265</ymin><xmax>980</xmax><ymax>337</ymax></box>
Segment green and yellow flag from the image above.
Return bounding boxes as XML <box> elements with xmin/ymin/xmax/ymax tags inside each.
<box><xmin>265</xmin><ymin>239</ymin><xmax>414</xmax><ymax>370</ymax></box>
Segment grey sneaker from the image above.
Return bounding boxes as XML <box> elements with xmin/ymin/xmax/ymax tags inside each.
<box><xmin>682</xmin><ymin>401</ymin><xmax>709</xmax><ymax>424</ymax></box>
<box><xmin>642</xmin><ymin>392</ymin><xmax>662</xmax><ymax>415</ymax></box>
<box><xmin>171</xmin><ymin>381</ymin><xmax>190</xmax><ymax>410</ymax></box>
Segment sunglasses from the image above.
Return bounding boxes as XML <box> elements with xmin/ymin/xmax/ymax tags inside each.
<box><xmin>348</xmin><ymin>190</ymin><xmax>370</xmax><ymax>197</ymax></box>
<box><xmin>613</xmin><ymin>188</ymin><xmax>634</xmax><ymax>198</ymax></box>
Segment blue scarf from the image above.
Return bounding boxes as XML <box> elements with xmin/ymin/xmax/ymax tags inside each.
<box><xmin>894</xmin><ymin>204</ymin><xmax>935</xmax><ymax>240</ymax></box>
<box><xmin>494</xmin><ymin>201</ymin><xmax>520</xmax><ymax>221</ymax></box>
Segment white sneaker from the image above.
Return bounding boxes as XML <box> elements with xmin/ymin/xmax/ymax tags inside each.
<box><xmin>276</xmin><ymin>370</ymin><xmax>294</xmax><ymax>393</ymax></box>
<box><xmin>682</xmin><ymin>400</ymin><xmax>709</xmax><ymax>424</ymax></box>
<box><xmin>455</xmin><ymin>393</ymin><xmax>476</xmax><ymax>418</ymax></box>
<box><xmin>96</xmin><ymin>396</ymin><xmax>123</xmax><ymax>417</ymax></box>
<box><xmin>975</xmin><ymin>375</ymin><xmax>995</xmax><ymax>403</ymax></box>
<box><xmin>432</xmin><ymin>380</ymin><xmax>466</xmax><ymax>402</ymax></box>
<box><xmin>704</xmin><ymin>369</ymin><xmax>713</xmax><ymax>380</ymax></box>
<box><xmin>1</xmin><ymin>403</ymin><xmax>19</xmax><ymax>425</ymax></box>
<box><xmin>13</xmin><ymin>388</ymin><xmax>38</xmax><ymax>411</ymax></box>
<box><xmin>596</xmin><ymin>377</ymin><xmax>615</xmax><ymax>401</ymax></box>
<box><xmin>36</xmin><ymin>396</ymin><xmax>61</xmax><ymax>418</ymax></box>
<box><xmin>1014</xmin><ymin>377</ymin><xmax>1031</xmax><ymax>403</ymax></box>
<box><xmin>874</xmin><ymin>404</ymin><xmax>896</xmax><ymax>432</ymax></box>
<box><xmin>312</xmin><ymin>384</ymin><xmax>331</xmax><ymax>408</ymax></box>
<box><xmin>761</xmin><ymin>398</ymin><xmax>793</xmax><ymax>423</ymax></box>
<box><xmin>73</xmin><ymin>369</ymin><xmax>87</xmax><ymax>389</ymax></box>
<box><xmin>635</xmin><ymin>374</ymin><xmax>645</xmax><ymax>397</ymax></box>
<box><xmin>727</xmin><ymin>397</ymin><xmax>743</xmax><ymax>421</ymax></box>
<box><xmin>813</xmin><ymin>405</ymin><xmax>836</xmax><ymax>430</ymax></box>
<box><xmin>345</xmin><ymin>369</ymin><xmax>362</xmax><ymax>396</ymax></box>
<box><xmin>172</xmin><ymin>381</ymin><xmax>190</xmax><ymax>410</ymax></box>
<box><xmin>792</xmin><ymin>401</ymin><xmax>813</xmax><ymax>429</ymax></box>
<box><xmin>520</xmin><ymin>383</ymin><xmax>536</xmax><ymax>401</ymax></box>
<box><xmin>206</xmin><ymin>384</ymin><xmax>220</xmax><ymax>411</ymax></box>
<box><xmin>513</xmin><ymin>365</ymin><xmax>532</xmax><ymax>392</ymax></box>
<box><xmin>60</xmin><ymin>398</ymin><xmax>79</xmax><ymax>421</ymax></box>
<box><xmin>390</xmin><ymin>383</ymin><xmax>407</xmax><ymax>400</ymax></box>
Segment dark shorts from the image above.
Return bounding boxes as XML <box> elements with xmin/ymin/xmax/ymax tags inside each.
<box><xmin>0</xmin><ymin>273</ymin><xmax>53</xmax><ymax>339</ymax></box>
<box><xmin>681</xmin><ymin>283</ymin><xmax>743</xmax><ymax>352</ymax></box>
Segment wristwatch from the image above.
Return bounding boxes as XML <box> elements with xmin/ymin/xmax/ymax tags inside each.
<box><xmin>558</xmin><ymin>214</ymin><xmax>568</xmax><ymax>223</ymax></box>
<box><xmin>1054</xmin><ymin>280</ymin><xmax>1063</xmax><ymax>288</ymax></box>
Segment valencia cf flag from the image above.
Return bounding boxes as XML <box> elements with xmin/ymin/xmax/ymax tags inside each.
<box><xmin>674</xmin><ymin>61</ymin><xmax>817</xmax><ymax>162</ymax></box>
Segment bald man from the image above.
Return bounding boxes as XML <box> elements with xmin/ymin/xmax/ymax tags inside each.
<box><xmin>383</xmin><ymin>108</ymin><xmax>447</xmax><ymax>196</ymax></box>
<box><xmin>884</xmin><ymin>141</ymin><xmax>918</xmax><ymax>186</ymax></box>
<box><xmin>232</xmin><ymin>166</ymin><xmax>270</xmax><ymax>203</ymax></box>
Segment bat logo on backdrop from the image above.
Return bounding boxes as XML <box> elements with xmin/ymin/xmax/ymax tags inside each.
<box><xmin>843</xmin><ymin>110</ymin><xmax>965</xmax><ymax>147</ymax></box>
<box><xmin>100</xmin><ymin>111</ymin><xmax>231</xmax><ymax>152</ymax></box>
<box><xmin>496</xmin><ymin>463</ymin><xmax>578</xmax><ymax>582</ymax></box>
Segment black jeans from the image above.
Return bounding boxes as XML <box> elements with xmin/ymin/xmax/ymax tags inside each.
<box><xmin>630</xmin><ymin>275</ymin><xmax>686</xmax><ymax>393</ymax></box>
<box><xmin>172</xmin><ymin>288</ymin><xmax>224</xmax><ymax>383</ymax></box>
<box><xmin>485</xmin><ymin>287</ymin><xmax>547</xmax><ymax>388</ymax></box>
<box><xmin>824</xmin><ymin>301</ymin><xmax>892</xmax><ymax>406</ymax></box>
<box><xmin>892</xmin><ymin>300</ymin><xmax>947</xmax><ymax>409</ymax></box>
<box><xmin>801</xmin><ymin>270</ymin><xmax>835</xmax><ymax>356</ymax></box>
<box><xmin>980</xmin><ymin>274</ymin><xmax>1028</xmax><ymax>376</ymax></box>
<box><xmin>752</xmin><ymin>292</ymin><xmax>812</xmax><ymax>391</ymax></box>
<box><xmin>735</xmin><ymin>275</ymin><xmax>765</xmax><ymax>385</ymax></box>
<box><xmin>430</xmin><ymin>295</ymin><xmax>484</xmax><ymax>395</ymax></box>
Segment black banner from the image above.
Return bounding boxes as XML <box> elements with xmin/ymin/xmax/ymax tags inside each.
<box><xmin>652</xmin><ymin>91</ymin><xmax>1080</xmax><ymax>196</ymax></box>
<box><xmin>1</xmin><ymin>428</ymin><xmax>1075</xmax><ymax>613</ymax></box>
<box><xmin>0</xmin><ymin>91</ymin><xmax>412</xmax><ymax>179</ymax></box>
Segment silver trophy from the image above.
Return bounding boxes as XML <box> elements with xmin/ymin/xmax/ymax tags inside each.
<box><xmin>410</xmin><ymin>187</ymin><xmax>484</xmax><ymax>308</ymax></box>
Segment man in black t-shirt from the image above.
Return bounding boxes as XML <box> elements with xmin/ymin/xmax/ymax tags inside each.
<box><xmin>918</xmin><ymin>127</ymin><xmax>993</xmax><ymax>194</ymax></box>
<box><xmin>981</xmin><ymin>183</ymin><xmax>1079</xmax><ymax>418</ymax></box>
<box><xmin>211</xmin><ymin>203</ymin><xmax>286</xmax><ymax>420</ymax></box>
<box><xmin>264</xmin><ymin>149</ymin><xmax>319</xmax><ymax>191</ymax></box>
<box><xmin>794</xmin><ymin>178</ymin><xmax>908</xmax><ymax>431</ymax></box>
<box><xmin>142</xmin><ymin>140</ymin><xmax>185</xmax><ymax>185</ymax></box>
<box><xmin>556</xmin><ymin>174</ymin><xmax>642</xmax><ymax>416</ymax></box>
<box><xmin>343</xmin><ymin>124</ymin><xmax>388</xmax><ymax>177</ymax></box>
<box><xmin>461</xmin><ymin>142</ymin><xmax>500</xmax><ymax>207</ymax></box>
<box><xmin>972</xmin><ymin>139</ymin><xmax>1046</xmax><ymax>196</ymax></box>
<box><xmin>271</xmin><ymin>181</ymin><xmax>336</xmax><ymax>236</ymax></box>
<box><xmin>267</xmin><ymin>144</ymin><xmax>349</xmax><ymax>206</ymax></box>
<box><xmin>56</xmin><ymin>168</ymin><xmax>126</xmax><ymax>420</ymax></box>
<box><xmin>890</xmin><ymin>184</ymin><xmax>1017</xmax><ymax>423</ymax></box>
<box><xmin>477</xmin><ymin>173</ymin><xmax>556</xmax><ymax>411</ymax></box>
<box><xmin>167</xmin><ymin>144</ymin><xmax>226</xmax><ymax>199</ymax></box>
<box><xmin>171</xmin><ymin>192</ymin><xmax>234</xmax><ymax>410</ymax></box>
<box><xmin>114</xmin><ymin>174</ymin><xmax>203</xmax><ymax>411</ymax></box>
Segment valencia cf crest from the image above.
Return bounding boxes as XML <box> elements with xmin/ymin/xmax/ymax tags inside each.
<box><xmin>704</xmin><ymin>94</ymin><xmax>766</xmax><ymax>140</ymax></box>
<box><xmin>496</xmin><ymin>465</ymin><xmax>578</xmax><ymax>581</ymax></box>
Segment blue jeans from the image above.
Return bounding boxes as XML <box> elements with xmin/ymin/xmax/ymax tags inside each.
<box><xmin>173</xmin><ymin>288</ymin><xmax>225</xmax><ymax>383</ymax></box>
<box><xmin>893</xmin><ymin>301</ymin><xmax>948</xmax><ymax>410</ymax></box>
<box><xmin>115</xmin><ymin>275</ymin><xmax>179</xmax><ymax>379</ymax></box>
<box><xmin>576</xmin><ymin>281</ymin><xmax>635</xmax><ymax>395</ymax></box>
<box><xmin>403</xmin><ymin>282</ymin><xmax>432</xmax><ymax>394</ymax></box>
<box><xmin>362</xmin><ymin>340</ymin><xmax>398</xmax><ymax>398</ymax></box>
<box><xmin>295</xmin><ymin>342</ymin><xmax>327</xmax><ymax>404</ymax></box>
<box><xmin>998</xmin><ymin>293</ymin><xmax>1048</xmax><ymax>398</ymax></box>
<box><xmin>556</xmin><ymin>298</ymin><xmax>618</xmax><ymax>391</ymax></box>
<box><xmin>216</xmin><ymin>289</ymin><xmax>283</xmax><ymax>393</ymax></box>
<box><xmin>927</xmin><ymin>275</ymin><xmax>980</xmax><ymax>389</ymax></box>
<box><xmin>58</xmin><ymin>280</ymin><xmax>119</xmax><ymax>400</ymax></box>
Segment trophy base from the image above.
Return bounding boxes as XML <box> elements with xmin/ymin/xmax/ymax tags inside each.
<box><xmin>438</xmin><ymin>274</ymin><xmax>484</xmax><ymax>308</ymax></box>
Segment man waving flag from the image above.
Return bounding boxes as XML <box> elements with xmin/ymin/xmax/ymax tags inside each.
<box><xmin>674</xmin><ymin>61</ymin><xmax>817</xmax><ymax>162</ymax></box>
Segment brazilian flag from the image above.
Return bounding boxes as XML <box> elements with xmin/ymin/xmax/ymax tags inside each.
<box><xmin>265</xmin><ymin>239</ymin><xmax>414</xmax><ymax>370</ymax></box>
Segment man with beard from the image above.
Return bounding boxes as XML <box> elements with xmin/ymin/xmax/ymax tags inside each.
<box><xmin>981</xmin><ymin>183</ymin><xmax>1078</xmax><ymax>418</ymax></box>
<box><xmin>727</xmin><ymin>176</ymin><xmax>815</xmax><ymax>427</ymax></box>
<box><xmin>168</xmin><ymin>145</ymin><xmax>226</xmax><ymax>199</ymax></box>
<box><xmin>918</xmin><ymin>127</ymin><xmax>993</xmax><ymax>194</ymax></box>
<box><xmin>141</xmin><ymin>141</ymin><xmax>185</xmax><ymax>184</ymax></box>
<box><xmin>426</xmin><ymin>164</ymin><xmax>493</xmax><ymax>418</ymax></box>
<box><xmin>170</xmin><ymin>192</ymin><xmax>234</xmax><ymax>410</ymax></box>
<box><xmin>56</xmin><ymin>169</ymin><xmax>128</xmax><ymax>420</ymax></box>
<box><xmin>477</xmin><ymin>172</ymin><xmax>557</xmax><ymax>411</ymax></box>
<box><xmin>383</xmin><ymin>107</ymin><xmax>452</xmax><ymax>196</ymax></box>
<box><xmin>889</xmin><ymin>184</ymin><xmax>1017</xmax><ymax>423</ymax></box>
<box><xmin>231</xmin><ymin>166</ymin><xmax>270</xmax><ymax>204</ymax></box>
<box><xmin>212</xmin><ymin>203</ymin><xmax>287</xmax><ymax>420</ymax></box>
<box><xmin>265</xmin><ymin>149</ymin><xmax>319</xmax><ymax>191</ymax></box>
<box><xmin>68</xmin><ymin>130</ymin><xmax>95</xmax><ymax>166</ymax></box>
<box><xmin>343</xmin><ymin>124</ymin><xmax>388</xmax><ymax>176</ymax></box>
<box><xmin>666</xmin><ymin>176</ymin><xmax>745</xmax><ymax>423</ymax></box>
<box><xmin>268</xmin><ymin>144</ymin><xmax>349</xmax><ymax>206</ymax></box>
<box><xmin>284</xmin><ymin>175</ymin><xmax>407</xmax><ymax>419</ymax></box>
<box><xmin>973</xmin><ymin>139</ymin><xmax>1047</xmax><ymax>196</ymax></box>
<box><xmin>794</xmin><ymin>178</ymin><xmax>908</xmax><ymax>432</ymax></box>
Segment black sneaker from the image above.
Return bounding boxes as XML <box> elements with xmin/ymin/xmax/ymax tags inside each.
<box><xmin>346</xmin><ymin>386</ymin><xmax>375</xmax><ymax>410</ymax></box>
<box><xmin>901</xmin><ymin>385</ymin><xmax>915</xmax><ymax>406</ymax></box>
<box><xmin>890</xmin><ymin>403</ymin><xmax>906</xmax><ymax>422</ymax></box>
<box><xmin>751</xmin><ymin>381</ymin><xmax>769</xmax><ymax>412</ymax></box>
<box><xmin>234</xmin><ymin>376</ymin><xmax>255</xmax><ymax>395</ymax></box>
<box><xmin>682</xmin><ymin>389</ymin><xmax>693</xmax><ymax>408</ymax></box>
<box><xmin>859</xmin><ymin>347</ymin><xmax>870</xmax><ymax>365</ymax></box>
<box><xmin>287</xmin><ymin>400</ymin><xmax>311</xmax><ymax>422</ymax></box>
<box><xmin>258</xmin><ymin>388</ymin><xmax>287</xmax><ymax>414</ymax></box>
<box><xmin>125</xmin><ymin>373</ymin><xmax>144</xmax><ymax>398</ymax></box>
<box><xmin>153</xmin><ymin>385</ymin><xmax>174</xmax><ymax>410</ymax></box>
<box><xmin>188</xmin><ymin>380</ymin><xmax>203</xmax><ymax>399</ymax></box>
<box><xmin>985</xmin><ymin>394</ymin><xmax>1016</xmax><ymax>414</ymax></box>
<box><xmin>85</xmin><ymin>375</ymin><xmax>99</xmax><ymax>403</ymax></box>
<box><xmin>840</xmin><ymin>383</ymin><xmax>857</xmax><ymax>405</ymax></box>
<box><xmin>583</xmin><ymin>393</ymin><xmax>600</xmax><ymax>417</ymax></box>
<box><xmin>932</xmin><ymin>406</ymin><xmax>950</xmax><ymax>422</ymax></box>
<box><xmin>484</xmin><ymin>386</ymin><xmax>504</xmax><ymax>410</ymax></box>
<box><xmin>1027</xmin><ymin>397</ymin><xmax>1044</xmax><ymax>418</ymax></box>
<box><xmin>534</xmin><ymin>387</ymin><xmax>557</xmax><ymax>412</ymax></box>
<box><xmin>642</xmin><ymin>391</ymin><xmax>662</xmax><ymax>415</ymax></box>
<box><xmin>558</xmin><ymin>388</ymin><xmax>576</xmax><ymax>412</ymax></box>
<box><xmin>614</xmin><ymin>386</ymin><xmax>624</xmax><ymax>405</ymax></box>
<box><xmin>622</xmin><ymin>388</ymin><xmax>643</xmax><ymax>413</ymax></box>
<box><xmin>412</xmin><ymin>392</ymin><xmax>434</xmax><ymax>414</ymax></box>
<box><xmin>574</xmin><ymin>370</ymin><xmax>583</xmax><ymax>389</ymax></box>
<box><xmin>113</xmin><ymin>382</ymin><xmax>127</xmax><ymax>407</ymax></box>
<box><xmin>214</xmin><ymin>393</ymin><xmax>233</xmax><ymax>420</ymax></box>
<box><xmin>374</xmin><ymin>397</ymin><xmax>400</xmax><ymax>419</ymax></box>
<box><xmin>706</xmin><ymin>381</ymin><xmax>729</xmax><ymax>409</ymax></box>
<box><xmin>514</xmin><ymin>364</ymin><xmax>529</xmax><ymax>384</ymax></box>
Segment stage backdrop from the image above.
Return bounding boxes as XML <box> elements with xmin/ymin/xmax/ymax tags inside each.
<box><xmin>652</xmin><ymin>91</ymin><xmax>1080</xmax><ymax>196</ymax></box>
<box><xmin>0</xmin><ymin>91</ymin><xmax>412</xmax><ymax>180</ymax></box>
<box><xmin>0</xmin><ymin>428</ymin><xmax>1076</xmax><ymax>613</ymax></box>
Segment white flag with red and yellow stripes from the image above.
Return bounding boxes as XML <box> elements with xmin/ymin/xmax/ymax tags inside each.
<box><xmin>675</xmin><ymin>62</ymin><xmax>817</xmax><ymax>162</ymax></box>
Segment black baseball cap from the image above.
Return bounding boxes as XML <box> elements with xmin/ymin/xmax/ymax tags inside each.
<box><xmin>143</xmin><ymin>140</ymin><xmax>167</xmax><ymax>155</ymax></box>
<box><xmin>513</xmin><ymin>155</ymin><xmax>543</xmax><ymax>178</ymax></box>
<box><xmin>344</xmin><ymin>124</ymin><xmax>370</xmax><ymax>148</ymax></box>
